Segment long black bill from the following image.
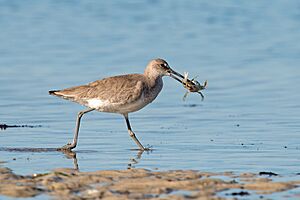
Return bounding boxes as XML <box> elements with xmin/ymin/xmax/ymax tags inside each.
<box><xmin>168</xmin><ymin>68</ymin><xmax>185</xmax><ymax>83</ymax></box>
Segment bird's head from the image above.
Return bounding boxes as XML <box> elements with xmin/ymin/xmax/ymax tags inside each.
<box><xmin>145</xmin><ymin>58</ymin><xmax>184</xmax><ymax>82</ymax></box>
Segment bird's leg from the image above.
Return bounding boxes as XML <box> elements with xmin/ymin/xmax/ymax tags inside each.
<box><xmin>123</xmin><ymin>114</ymin><xmax>147</xmax><ymax>151</ymax></box>
<box><xmin>58</xmin><ymin>108</ymin><xmax>95</xmax><ymax>151</ymax></box>
<box><xmin>183</xmin><ymin>91</ymin><xmax>189</xmax><ymax>101</ymax></box>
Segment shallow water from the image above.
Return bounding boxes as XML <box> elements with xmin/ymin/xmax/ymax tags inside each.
<box><xmin>0</xmin><ymin>0</ymin><xmax>300</xmax><ymax>182</ymax></box>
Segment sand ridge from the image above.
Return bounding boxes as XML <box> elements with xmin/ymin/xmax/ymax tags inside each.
<box><xmin>0</xmin><ymin>167</ymin><xmax>299</xmax><ymax>199</ymax></box>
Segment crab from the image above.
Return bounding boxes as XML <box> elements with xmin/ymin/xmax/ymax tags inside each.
<box><xmin>182</xmin><ymin>72</ymin><xmax>207</xmax><ymax>101</ymax></box>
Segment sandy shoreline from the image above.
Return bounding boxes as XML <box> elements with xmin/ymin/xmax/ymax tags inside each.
<box><xmin>0</xmin><ymin>167</ymin><xmax>299</xmax><ymax>200</ymax></box>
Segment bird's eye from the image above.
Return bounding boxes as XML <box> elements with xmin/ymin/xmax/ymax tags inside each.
<box><xmin>160</xmin><ymin>63</ymin><xmax>169</xmax><ymax>68</ymax></box>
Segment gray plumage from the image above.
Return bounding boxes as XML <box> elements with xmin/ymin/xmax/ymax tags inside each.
<box><xmin>49</xmin><ymin>58</ymin><xmax>183</xmax><ymax>151</ymax></box>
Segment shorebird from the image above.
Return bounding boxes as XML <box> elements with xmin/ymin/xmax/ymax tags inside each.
<box><xmin>49</xmin><ymin>58</ymin><xmax>185</xmax><ymax>151</ymax></box>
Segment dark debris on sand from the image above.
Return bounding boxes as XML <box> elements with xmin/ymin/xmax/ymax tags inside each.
<box><xmin>0</xmin><ymin>124</ymin><xmax>42</xmax><ymax>130</ymax></box>
<box><xmin>259</xmin><ymin>172</ymin><xmax>279</xmax><ymax>177</ymax></box>
<box><xmin>227</xmin><ymin>191</ymin><xmax>250</xmax><ymax>196</ymax></box>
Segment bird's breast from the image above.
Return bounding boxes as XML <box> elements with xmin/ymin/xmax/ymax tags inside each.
<box><xmin>144</xmin><ymin>77</ymin><xmax>163</xmax><ymax>104</ymax></box>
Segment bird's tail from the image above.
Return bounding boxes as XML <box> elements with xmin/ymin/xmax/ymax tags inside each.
<box><xmin>49</xmin><ymin>89</ymin><xmax>77</xmax><ymax>101</ymax></box>
<box><xmin>49</xmin><ymin>90</ymin><xmax>61</xmax><ymax>96</ymax></box>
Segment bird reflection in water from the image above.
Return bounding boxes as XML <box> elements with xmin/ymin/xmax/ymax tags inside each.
<box><xmin>0</xmin><ymin>147</ymin><xmax>148</xmax><ymax>171</ymax></box>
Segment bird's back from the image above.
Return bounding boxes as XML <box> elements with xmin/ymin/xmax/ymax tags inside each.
<box><xmin>49</xmin><ymin>73</ymin><xmax>162</xmax><ymax>114</ymax></box>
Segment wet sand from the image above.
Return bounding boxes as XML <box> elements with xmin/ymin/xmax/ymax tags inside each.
<box><xmin>0</xmin><ymin>167</ymin><xmax>299</xmax><ymax>200</ymax></box>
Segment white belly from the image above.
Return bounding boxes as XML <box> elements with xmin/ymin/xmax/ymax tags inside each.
<box><xmin>86</xmin><ymin>97</ymin><xmax>150</xmax><ymax>114</ymax></box>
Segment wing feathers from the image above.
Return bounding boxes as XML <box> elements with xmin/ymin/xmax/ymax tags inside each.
<box><xmin>49</xmin><ymin>74</ymin><xmax>147</xmax><ymax>105</ymax></box>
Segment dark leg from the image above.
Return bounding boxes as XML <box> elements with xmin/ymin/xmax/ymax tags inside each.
<box><xmin>58</xmin><ymin>108</ymin><xmax>94</xmax><ymax>151</ymax></box>
<box><xmin>123</xmin><ymin>114</ymin><xmax>146</xmax><ymax>150</ymax></box>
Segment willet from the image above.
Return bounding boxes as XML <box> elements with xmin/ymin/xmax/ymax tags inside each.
<box><xmin>49</xmin><ymin>58</ymin><xmax>185</xmax><ymax>151</ymax></box>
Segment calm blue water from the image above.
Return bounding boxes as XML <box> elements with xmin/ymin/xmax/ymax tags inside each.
<box><xmin>0</xmin><ymin>0</ymin><xmax>300</xmax><ymax>181</ymax></box>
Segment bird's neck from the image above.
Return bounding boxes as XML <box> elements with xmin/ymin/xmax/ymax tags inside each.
<box><xmin>144</xmin><ymin>73</ymin><xmax>162</xmax><ymax>88</ymax></box>
<box><xmin>143</xmin><ymin>73</ymin><xmax>163</xmax><ymax>102</ymax></box>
